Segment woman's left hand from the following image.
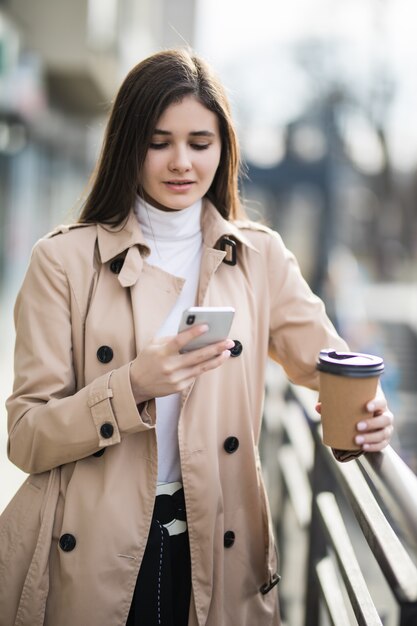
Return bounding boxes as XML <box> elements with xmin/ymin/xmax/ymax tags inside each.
<box><xmin>315</xmin><ymin>388</ymin><xmax>394</xmax><ymax>452</ymax></box>
<box><xmin>352</xmin><ymin>390</ymin><xmax>394</xmax><ymax>452</ymax></box>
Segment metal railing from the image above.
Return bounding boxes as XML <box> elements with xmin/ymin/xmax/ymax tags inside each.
<box><xmin>262</xmin><ymin>366</ymin><xmax>417</xmax><ymax>626</ymax></box>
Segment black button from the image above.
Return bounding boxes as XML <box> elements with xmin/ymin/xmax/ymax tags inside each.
<box><xmin>224</xmin><ymin>530</ymin><xmax>235</xmax><ymax>548</ymax></box>
<box><xmin>97</xmin><ymin>346</ymin><xmax>113</xmax><ymax>363</ymax></box>
<box><xmin>100</xmin><ymin>422</ymin><xmax>114</xmax><ymax>439</ymax></box>
<box><xmin>110</xmin><ymin>257</ymin><xmax>125</xmax><ymax>274</ymax></box>
<box><xmin>59</xmin><ymin>533</ymin><xmax>76</xmax><ymax>552</ymax></box>
<box><xmin>224</xmin><ymin>436</ymin><xmax>239</xmax><ymax>454</ymax></box>
<box><xmin>93</xmin><ymin>448</ymin><xmax>105</xmax><ymax>457</ymax></box>
<box><xmin>230</xmin><ymin>340</ymin><xmax>242</xmax><ymax>357</ymax></box>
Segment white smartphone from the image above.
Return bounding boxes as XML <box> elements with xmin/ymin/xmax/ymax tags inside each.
<box><xmin>178</xmin><ymin>306</ymin><xmax>235</xmax><ymax>352</ymax></box>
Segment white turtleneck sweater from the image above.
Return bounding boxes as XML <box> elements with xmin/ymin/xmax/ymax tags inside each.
<box><xmin>134</xmin><ymin>196</ymin><xmax>203</xmax><ymax>482</ymax></box>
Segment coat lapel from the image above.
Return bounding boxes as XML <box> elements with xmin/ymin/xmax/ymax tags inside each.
<box><xmin>96</xmin><ymin>213</ymin><xmax>184</xmax><ymax>352</ymax></box>
<box><xmin>197</xmin><ymin>247</ymin><xmax>225</xmax><ymax>305</ymax></box>
<box><xmin>130</xmin><ymin>264</ymin><xmax>185</xmax><ymax>352</ymax></box>
<box><xmin>197</xmin><ymin>200</ymin><xmax>259</xmax><ymax>305</ymax></box>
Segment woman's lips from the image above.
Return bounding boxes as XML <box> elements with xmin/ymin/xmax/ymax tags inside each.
<box><xmin>164</xmin><ymin>180</ymin><xmax>195</xmax><ymax>192</ymax></box>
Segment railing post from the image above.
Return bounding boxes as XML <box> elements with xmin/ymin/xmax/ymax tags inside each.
<box><xmin>399</xmin><ymin>604</ymin><xmax>417</xmax><ymax>626</ymax></box>
<box><xmin>304</xmin><ymin>434</ymin><xmax>330</xmax><ymax>626</ymax></box>
<box><xmin>304</xmin><ymin>501</ymin><xmax>324</xmax><ymax>626</ymax></box>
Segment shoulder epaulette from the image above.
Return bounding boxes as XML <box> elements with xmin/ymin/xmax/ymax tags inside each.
<box><xmin>233</xmin><ymin>219</ymin><xmax>273</xmax><ymax>235</ymax></box>
<box><xmin>45</xmin><ymin>223</ymin><xmax>96</xmax><ymax>239</ymax></box>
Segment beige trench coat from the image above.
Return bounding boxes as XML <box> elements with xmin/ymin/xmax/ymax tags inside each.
<box><xmin>1</xmin><ymin>201</ymin><xmax>347</xmax><ymax>626</ymax></box>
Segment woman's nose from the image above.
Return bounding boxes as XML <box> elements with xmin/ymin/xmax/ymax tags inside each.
<box><xmin>169</xmin><ymin>146</ymin><xmax>192</xmax><ymax>172</ymax></box>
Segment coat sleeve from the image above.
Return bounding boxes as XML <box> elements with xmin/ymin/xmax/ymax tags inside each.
<box><xmin>6</xmin><ymin>239</ymin><xmax>155</xmax><ymax>475</ymax></box>
<box><xmin>266</xmin><ymin>229</ymin><xmax>349</xmax><ymax>389</ymax></box>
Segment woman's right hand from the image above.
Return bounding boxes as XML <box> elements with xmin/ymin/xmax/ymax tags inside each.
<box><xmin>129</xmin><ymin>324</ymin><xmax>234</xmax><ymax>404</ymax></box>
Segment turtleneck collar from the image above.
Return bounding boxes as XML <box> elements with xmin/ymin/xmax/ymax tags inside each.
<box><xmin>134</xmin><ymin>196</ymin><xmax>202</xmax><ymax>242</ymax></box>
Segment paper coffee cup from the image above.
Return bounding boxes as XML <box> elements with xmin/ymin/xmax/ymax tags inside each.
<box><xmin>317</xmin><ymin>350</ymin><xmax>384</xmax><ymax>450</ymax></box>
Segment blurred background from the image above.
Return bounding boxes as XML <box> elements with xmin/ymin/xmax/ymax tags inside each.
<box><xmin>1</xmin><ymin>0</ymin><xmax>416</xmax><ymax>514</ymax></box>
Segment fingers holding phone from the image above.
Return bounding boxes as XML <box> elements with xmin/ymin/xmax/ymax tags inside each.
<box><xmin>177</xmin><ymin>307</ymin><xmax>235</xmax><ymax>352</ymax></box>
<box><xmin>129</xmin><ymin>307</ymin><xmax>235</xmax><ymax>403</ymax></box>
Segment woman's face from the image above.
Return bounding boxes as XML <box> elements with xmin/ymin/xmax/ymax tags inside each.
<box><xmin>141</xmin><ymin>95</ymin><xmax>222</xmax><ymax>211</ymax></box>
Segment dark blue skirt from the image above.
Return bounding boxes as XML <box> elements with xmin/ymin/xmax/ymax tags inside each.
<box><xmin>126</xmin><ymin>486</ymin><xmax>191</xmax><ymax>626</ymax></box>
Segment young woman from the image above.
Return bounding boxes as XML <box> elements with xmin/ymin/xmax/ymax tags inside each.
<box><xmin>1</xmin><ymin>49</ymin><xmax>393</xmax><ymax>626</ymax></box>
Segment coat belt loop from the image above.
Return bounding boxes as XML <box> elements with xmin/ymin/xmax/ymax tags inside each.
<box><xmin>219</xmin><ymin>237</ymin><xmax>237</xmax><ymax>266</ymax></box>
<box><xmin>259</xmin><ymin>572</ymin><xmax>281</xmax><ymax>595</ymax></box>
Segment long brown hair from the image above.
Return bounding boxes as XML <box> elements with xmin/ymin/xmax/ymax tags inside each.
<box><xmin>78</xmin><ymin>48</ymin><xmax>244</xmax><ymax>225</ymax></box>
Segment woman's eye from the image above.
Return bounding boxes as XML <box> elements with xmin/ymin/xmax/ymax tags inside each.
<box><xmin>149</xmin><ymin>142</ymin><xmax>210</xmax><ymax>151</ymax></box>
<box><xmin>149</xmin><ymin>143</ymin><xmax>168</xmax><ymax>150</ymax></box>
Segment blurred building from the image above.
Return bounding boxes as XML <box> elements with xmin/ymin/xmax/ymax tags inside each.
<box><xmin>0</xmin><ymin>0</ymin><xmax>196</xmax><ymax>283</ymax></box>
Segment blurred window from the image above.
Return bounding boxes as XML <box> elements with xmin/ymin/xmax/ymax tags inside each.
<box><xmin>87</xmin><ymin>0</ymin><xmax>118</xmax><ymax>50</ymax></box>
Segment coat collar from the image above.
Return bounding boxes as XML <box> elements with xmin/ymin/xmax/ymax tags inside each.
<box><xmin>95</xmin><ymin>199</ymin><xmax>258</xmax><ymax>287</ymax></box>
<box><xmin>97</xmin><ymin>211</ymin><xmax>150</xmax><ymax>264</ymax></box>
<box><xmin>97</xmin><ymin>200</ymin><xmax>258</xmax><ymax>261</ymax></box>
<box><xmin>201</xmin><ymin>199</ymin><xmax>258</xmax><ymax>253</ymax></box>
